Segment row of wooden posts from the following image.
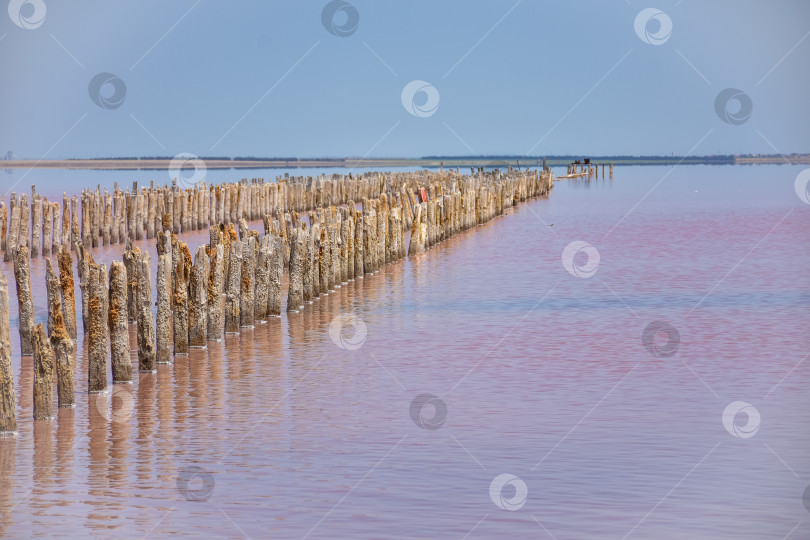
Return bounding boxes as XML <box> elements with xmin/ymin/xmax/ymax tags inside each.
<box><xmin>0</xmin><ymin>168</ymin><xmax>554</xmax><ymax>431</ymax></box>
<box><xmin>0</xmin><ymin>171</ymin><xmax>452</xmax><ymax>261</ymax></box>
<box><xmin>565</xmin><ymin>162</ymin><xmax>613</xmax><ymax>178</ymax></box>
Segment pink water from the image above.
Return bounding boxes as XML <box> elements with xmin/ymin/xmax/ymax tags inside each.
<box><xmin>0</xmin><ymin>165</ymin><xmax>808</xmax><ymax>539</ymax></box>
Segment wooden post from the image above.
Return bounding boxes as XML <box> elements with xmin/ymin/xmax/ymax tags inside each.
<box><xmin>287</xmin><ymin>228</ymin><xmax>304</xmax><ymax>312</ymax></box>
<box><xmin>108</xmin><ymin>261</ymin><xmax>131</xmax><ymax>383</ymax></box>
<box><xmin>240</xmin><ymin>235</ymin><xmax>256</xmax><ymax>327</ymax></box>
<box><xmin>354</xmin><ymin>210</ymin><xmax>364</xmax><ymax>278</ymax></box>
<box><xmin>207</xmin><ymin>243</ymin><xmax>224</xmax><ymax>340</ymax></box>
<box><xmin>57</xmin><ymin>246</ymin><xmax>77</xmax><ymax>340</ymax></box>
<box><xmin>0</xmin><ymin>272</ymin><xmax>16</xmax><ymax>432</ymax></box>
<box><xmin>156</xmin><ymin>232</ymin><xmax>173</xmax><ymax>363</ymax></box>
<box><xmin>173</xmin><ymin>242</ymin><xmax>191</xmax><ymax>354</ymax></box>
<box><xmin>103</xmin><ymin>194</ymin><xmax>112</xmax><ymax>245</ymax></box>
<box><xmin>254</xmin><ymin>235</ymin><xmax>271</xmax><ymax>321</ymax></box>
<box><xmin>51</xmin><ymin>202</ymin><xmax>61</xmax><ymax>254</ymax></box>
<box><xmin>225</xmin><ymin>240</ymin><xmax>242</xmax><ymax>333</ymax></box>
<box><xmin>136</xmin><ymin>251</ymin><xmax>155</xmax><ymax>371</ymax></box>
<box><xmin>18</xmin><ymin>194</ymin><xmax>29</xmax><ymax>252</ymax></box>
<box><xmin>146</xmin><ymin>190</ymin><xmax>156</xmax><ymax>239</ymax></box>
<box><xmin>32</xmin><ymin>324</ymin><xmax>54</xmax><ymax>420</ymax></box>
<box><xmin>13</xmin><ymin>246</ymin><xmax>34</xmax><ymax>355</ymax></box>
<box><xmin>408</xmin><ymin>203</ymin><xmax>427</xmax><ymax>256</ymax></box>
<box><xmin>310</xmin><ymin>222</ymin><xmax>321</xmax><ymax>297</ymax></box>
<box><xmin>267</xmin><ymin>236</ymin><xmax>282</xmax><ymax>316</ymax></box>
<box><xmin>4</xmin><ymin>203</ymin><xmax>18</xmax><ymax>262</ymax></box>
<box><xmin>31</xmin><ymin>191</ymin><xmax>41</xmax><ymax>258</ymax></box>
<box><xmin>318</xmin><ymin>223</ymin><xmax>329</xmax><ymax>295</ymax></box>
<box><xmin>42</xmin><ymin>199</ymin><xmax>51</xmax><ymax>256</ymax></box>
<box><xmin>0</xmin><ymin>200</ymin><xmax>6</xmax><ymax>254</ymax></box>
<box><xmin>81</xmin><ymin>193</ymin><xmax>91</xmax><ymax>250</ymax></box>
<box><xmin>123</xmin><ymin>241</ymin><xmax>139</xmax><ymax>324</ymax></box>
<box><xmin>46</xmin><ymin>259</ymin><xmax>74</xmax><ymax>408</ymax></box>
<box><xmin>188</xmin><ymin>245</ymin><xmax>209</xmax><ymax>347</ymax></box>
<box><xmin>88</xmin><ymin>261</ymin><xmax>107</xmax><ymax>393</ymax></box>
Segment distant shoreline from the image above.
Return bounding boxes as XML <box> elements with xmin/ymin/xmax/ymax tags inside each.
<box><xmin>1</xmin><ymin>155</ymin><xmax>808</xmax><ymax>171</ymax></box>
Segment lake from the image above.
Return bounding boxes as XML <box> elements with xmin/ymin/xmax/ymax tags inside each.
<box><xmin>0</xmin><ymin>164</ymin><xmax>808</xmax><ymax>539</ymax></box>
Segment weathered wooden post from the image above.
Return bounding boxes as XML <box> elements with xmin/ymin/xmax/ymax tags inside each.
<box><xmin>81</xmin><ymin>192</ymin><xmax>91</xmax><ymax>250</ymax></box>
<box><xmin>103</xmin><ymin>194</ymin><xmax>112</xmax><ymax>246</ymax></box>
<box><xmin>310</xmin><ymin>221</ymin><xmax>321</xmax><ymax>298</ymax></box>
<box><xmin>13</xmin><ymin>246</ymin><xmax>34</xmax><ymax>355</ymax></box>
<box><xmin>188</xmin><ymin>245</ymin><xmax>209</xmax><ymax>347</ymax></box>
<box><xmin>4</xmin><ymin>202</ymin><xmax>18</xmax><ymax>263</ymax></box>
<box><xmin>31</xmin><ymin>190</ymin><xmax>41</xmax><ymax>258</ymax></box>
<box><xmin>240</xmin><ymin>235</ymin><xmax>256</xmax><ymax>327</ymax></box>
<box><xmin>351</xmin><ymin>210</ymin><xmax>362</xmax><ymax>278</ymax></box>
<box><xmin>88</xmin><ymin>262</ymin><xmax>107</xmax><ymax>393</ymax></box>
<box><xmin>0</xmin><ymin>200</ymin><xmax>6</xmax><ymax>254</ymax></box>
<box><xmin>287</xmin><ymin>227</ymin><xmax>304</xmax><ymax>312</ymax></box>
<box><xmin>318</xmin><ymin>224</ymin><xmax>329</xmax><ymax>295</ymax></box>
<box><xmin>408</xmin><ymin>203</ymin><xmax>427</xmax><ymax>256</ymax></box>
<box><xmin>70</xmin><ymin>195</ymin><xmax>79</xmax><ymax>251</ymax></box>
<box><xmin>207</xmin><ymin>243</ymin><xmax>224</xmax><ymax>340</ymax></box>
<box><xmin>9</xmin><ymin>199</ymin><xmax>19</xmax><ymax>256</ymax></box>
<box><xmin>0</xmin><ymin>273</ymin><xmax>16</xmax><ymax>432</ymax></box>
<box><xmin>268</xmin><ymin>236</ymin><xmax>282</xmax><ymax>316</ymax></box>
<box><xmin>32</xmin><ymin>324</ymin><xmax>54</xmax><ymax>420</ymax></box>
<box><xmin>45</xmin><ymin>259</ymin><xmax>73</xmax><ymax>407</ymax></box>
<box><xmin>155</xmin><ymin>232</ymin><xmax>172</xmax><ymax>363</ymax></box>
<box><xmin>174</xmin><ymin>242</ymin><xmax>191</xmax><ymax>354</ymax></box>
<box><xmin>146</xmin><ymin>189</ymin><xmax>156</xmax><ymax>239</ymax></box>
<box><xmin>123</xmin><ymin>241</ymin><xmax>139</xmax><ymax>324</ymax></box>
<box><xmin>57</xmin><ymin>246</ymin><xmax>77</xmax><ymax>340</ymax></box>
<box><xmin>136</xmin><ymin>251</ymin><xmax>155</xmax><ymax>371</ymax></box>
<box><xmin>108</xmin><ymin>261</ymin><xmax>131</xmax><ymax>383</ymax></box>
<box><xmin>51</xmin><ymin>202</ymin><xmax>61</xmax><ymax>254</ymax></box>
<box><xmin>42</xmin><ymin>199</ymin><xmax>51</xmax><ymax>256</ymax></box>
<box><xmin>297</xmin><ymin>226</ymin><xmax>311</xmax><ymax>304</ymax></box>
<box><xmin>225</xmin><ymin>240</ymin><xmax>242</xmax><ymax>333</ymax></box>
<box><xmin>254</xmin><ymin>236</ymin><xmax>271</xmax><ymax>321</ymax></box>
<box><xmin>61</xmin><ymin>194</ymin><xmax>70</xmax><ymax>248</ymax></box>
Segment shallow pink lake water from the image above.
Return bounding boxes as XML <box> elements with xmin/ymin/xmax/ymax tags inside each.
<box><xmin>0</xmin><ymin>164</ymin><xmax>808</xmax><ymax>539</ymax></box>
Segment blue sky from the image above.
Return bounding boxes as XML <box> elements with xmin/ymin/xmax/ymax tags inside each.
<box><xmin>1</xmin><ymin>0</ymin><xmax>808</xmax><ymax>159</ymax></box>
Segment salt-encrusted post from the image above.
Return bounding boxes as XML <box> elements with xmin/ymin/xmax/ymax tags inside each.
<box><xmin>287</xmin><ymin>227</ymin><xmax>304</xmax><ymax>312</ymax></box>
<box><xmin>42</xmin><ymin>199</ymin><xmax>51</xmax><ymax>256</ymax></box>
<box><xmin>225</xmin><ymin>240</ymin><xmax>242</xmax><ymax>333</ymax></box>
<box><xmin>45</xmin><ymin>259</ymin><xmax>74</xmax><ymax>407</ymax></box>
<box><xmin>13</xmin><ymin>246</ymin><xmax>34</xmax><ymax>355</ymax></box>
<box><xmin>32</xmin><ymin>324</ymin><xmax>54</xmax><ymax>420</ymax></box>
<box><xmin>302</xmin><ymin>225</ymin><xmax>313</xmax><ymax>303</ymax></box>
<box><xmin>58</xmin><ymin>246</ymin><xmax>77</xmax><ymax>340</ymax></box>
<box><xmin>123</xmin><ymin>241</ymin><xmax>139</xmax><ymax>324</ymax></box>
<box><xmin>0</xmin><ymin>273</ymin><xmax>16</xmax><ymax>432</ymax></box>
<box><xmin>254</xmin><ymin>236</ymin><xmax>271</xmax><ymax>321</ymax></box>
<box><xmin>137</xmin><ymin>251</ymin><xmax>156</xmax><ymax>371</ymax></box>
<box><xmin>240</xmin><ymin>235</ymin><xmax>256</xmax><ymax>327</ymax></box>
<box><xmin>3</xmin><ymin>203</ymin><xmax>18</xmax><ymax>262</ymax></box>
<box><xmin>108</xmin><ymin>261</ymin><xmax>131</xmax><ymax>383</ymax></box>
<box><xmin>207</xmin><ymin>243</ymin><xmax>224</xmax><ymax>340</ymax></box>
<box><xmin>31</xmin><ymin>191</ymin><xmax>41</xmax><ymax>258</ymax></box>
<box><xmin>155</xmin><ymin>233</ymin><xmax>172</xmax><ymax>364</ymax></box>
<box><xmin>173</xmin><ymin>242</ymin><xmax>191</xmax><ymax>354</ymax></box>
<box><xmin>188</xmin><ymin>245</ymin><xmax>209</xmax><ymax>347</ymax></box>
<box><xmin>267</xmin><ymin>236</ymin><xmax>282</xmax><ymax>316</ymax></box>
<box><xmin>88</xmin><ymin>262</ymin><xmax>107</xmax><ymax>393</ymax></box>
<box><xmin>0</xmin><ymin>201</ymin><xmax>6</xmax><ymax>254</ymax></box>
<box><xmin>51</xmin><ymin>202</ymin><xmax>61</xmax><ymax>254</ymax></box>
